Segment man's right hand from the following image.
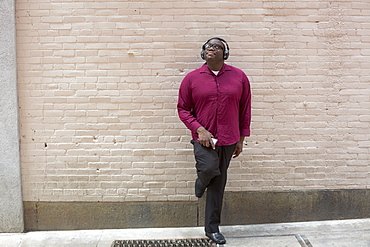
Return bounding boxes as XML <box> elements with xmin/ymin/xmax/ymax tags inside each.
<box><xmin>196</xmin><ymin>127</ymin><xmax>215</xmax><ymax>149</ymax></box>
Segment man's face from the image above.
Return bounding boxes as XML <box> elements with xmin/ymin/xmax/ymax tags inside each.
<box><xmin>203</xmin><ymin>39</ymin><xmax>225</xmax><ymax>62</ymax></box>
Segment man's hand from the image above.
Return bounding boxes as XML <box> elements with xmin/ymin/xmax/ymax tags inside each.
<box><xmin>233</xmin><ymin>137</ymin><xmax>245</xmax><ymax>158</ymax></box>
<box><xmin>196</xmin><ymin>127</ymin><xmax>216</xmax><ymax>149</ymax></box>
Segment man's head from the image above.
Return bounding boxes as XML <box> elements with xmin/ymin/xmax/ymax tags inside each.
<box><xmin>201</xmin><ymin>37</ymin><xmax>229</xmax><ymax>61</ymax></box>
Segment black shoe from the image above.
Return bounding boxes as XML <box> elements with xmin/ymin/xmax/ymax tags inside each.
<box><xmin>206</xmin><ymin>232</ymin><xmax>226</xmax><ymax>244</ymax></box>
<box><xmin>195</xmin><ymin>178</ymin><xmax>206</xmax><ymax>198</ymax></box>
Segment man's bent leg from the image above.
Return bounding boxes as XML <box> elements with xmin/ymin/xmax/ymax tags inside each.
<box><xmin>191</xmin><ymin>140</ymin><xmax>220</xmax><ymax>188</ymax></box>
<box><xmin>204</xmin><ymin>144</ymin><xmax>236</xmax><ymax>233</ymax></box>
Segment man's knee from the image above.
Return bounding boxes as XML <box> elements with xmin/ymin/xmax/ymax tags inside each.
<box><xmin>197</xmin><ymin>158</ymin><xmax>220</xmax><ymax>183</ymax></box>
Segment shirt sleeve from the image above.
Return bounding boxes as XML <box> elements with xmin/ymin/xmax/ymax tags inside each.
<box><xmin>239</xmin><ymin>73</ymin><xmax>252</xmax><ymax>137</ymax></box>
<box><xmin>177</xmin><ymin>75</ymin><xmax>202</xmax><ymax>133</ymax></box>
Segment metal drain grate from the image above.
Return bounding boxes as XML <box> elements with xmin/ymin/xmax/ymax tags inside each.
<box><xmin>111</xmin><ymin>238</ymin><xmax>216</xmax><ymax>247</ymax></box>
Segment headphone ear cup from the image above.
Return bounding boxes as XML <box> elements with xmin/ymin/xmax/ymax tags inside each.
<box><xmin>223</xmin><ymin>50</ymin><xmax>229</xmax><ymax>60</ymax></box>
<box><xmin>201</xmin><ymin>50</ymin><xmax>205</xmax><ymax>60</ymax></box>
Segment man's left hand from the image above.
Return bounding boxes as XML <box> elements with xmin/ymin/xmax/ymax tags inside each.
<box><xmin>233</xmin><ymin>137</ymin><xmax>245</xmax><ymax>158</ymax></box>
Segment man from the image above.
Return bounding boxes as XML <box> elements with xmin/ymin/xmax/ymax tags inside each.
<box><xmin>177</xmin><ymin>37</ymin><xmax>252</xmax><ymax>244</ymax></box>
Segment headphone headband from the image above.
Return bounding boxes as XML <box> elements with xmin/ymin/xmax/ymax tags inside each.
<box><xmin>201</xmin><ymin>37</ymin><xmax>230</xmax><ymax>60</ymax></box>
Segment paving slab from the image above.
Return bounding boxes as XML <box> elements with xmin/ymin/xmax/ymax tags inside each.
<box><xmin>226</xmin><ymin>235</ymin><xmax>301</xmax><ymax>247</ymax></box>
<box><xmin>0</xmin><ymin>234</ymin><xmax>23</xmax><ymax>247</ymax></box>
<box><xmin>19</xmin><ymin>230</ymin><xmax>102</xmax><ymax>247</ymax></box>
<box><xmin>306</xmin><ymin>231</ymin><xmax>370</xmax><ymax>247</ymax></box>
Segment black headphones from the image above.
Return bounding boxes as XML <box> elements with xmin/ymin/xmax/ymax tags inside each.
<box><xmin>201</xmin><ymin>37</ymin><xmax>230</xmax><ymax>60</ymax></box>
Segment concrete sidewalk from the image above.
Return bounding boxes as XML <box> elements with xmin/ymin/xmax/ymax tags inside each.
<box><xmin>1</xmin><ymin>218</ymin><xmax>370</xmax><ymax>247</ymax></box>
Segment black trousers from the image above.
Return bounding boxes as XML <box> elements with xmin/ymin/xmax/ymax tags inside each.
<box><xmin>191</xmin><ymin>140</ymin><xmax>236</xmax><ymax>233</ymax></box>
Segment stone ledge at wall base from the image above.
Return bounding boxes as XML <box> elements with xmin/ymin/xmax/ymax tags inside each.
<box><xmin>24</xmin><ymin>189</ymin><xmax>370</xmax><ymax>231</ymax></box>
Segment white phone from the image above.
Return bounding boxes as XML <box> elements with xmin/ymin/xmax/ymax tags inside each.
<box><xmin>211</xmin><ymin>138</ymin><xmax>218</xmax><ymax>145</ymax></box>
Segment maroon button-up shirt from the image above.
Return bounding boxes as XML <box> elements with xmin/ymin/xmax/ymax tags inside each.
<box><xmin>177</xmin><ymin>63</ymin><xmax>252</xmax><ymax>146</ymax></box>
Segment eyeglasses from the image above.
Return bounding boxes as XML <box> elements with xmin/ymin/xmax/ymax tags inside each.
<box><xmin>204</xmin><ymin>43</ymin><xmax>224</xmax><ymax>51</ymax></box>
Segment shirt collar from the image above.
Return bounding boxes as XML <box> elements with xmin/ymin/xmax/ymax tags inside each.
<box><xmin>200</xmin><ymin>63</ymin><xmax>231</xmax><ymax>76</ymax></box>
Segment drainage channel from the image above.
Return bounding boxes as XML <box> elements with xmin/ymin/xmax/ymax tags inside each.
<box><xmin>111</xmin><ymin>238</ymin><xmax>217</xmax><ymax>247</ymax></box>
